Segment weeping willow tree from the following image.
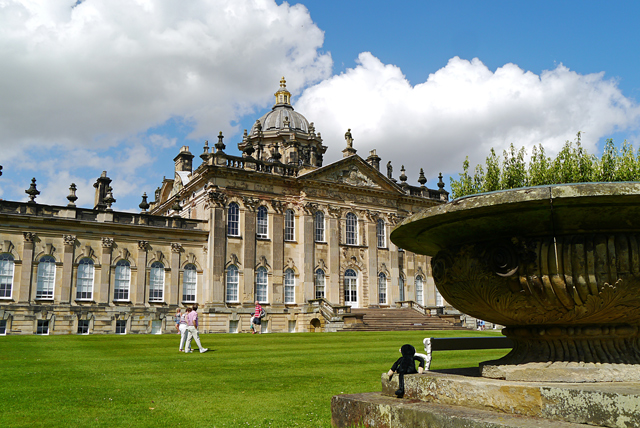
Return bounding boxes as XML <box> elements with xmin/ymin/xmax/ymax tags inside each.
<box><xmin>450</xmin><ymin>133</ymin><xmax>640</xmax><ymax>199</ymax></box>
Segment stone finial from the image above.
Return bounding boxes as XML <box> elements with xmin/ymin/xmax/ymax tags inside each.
<box><xmin>438</xmin><ymin>172</ymin><xmax>446</xmax><ymax>192</ymax></box>
<box><xmin>243</xmin><ymin>142</ymin><xmax>255</xmax><ymax>158</ymax></box>
<box><xmin>367</xmin><ymin>149</ymin><xmax>381</xmax><ymax>171</ymax></box>
<box><xmin>200</xmin><ymin>140</ymin><xmax>210</xmax><ymax>162</ymax></box>
<box><xmin>67</xmin><ymin>183</ymin><xmax>78</xmax><ymax>207</ymax></box>
<box><xmin>418</xmin><ymin>168</ymin><xmax>427</xmax><ymax>187</ymax></box>
<box><xmin>215</xmin><ymin>131</ymin><xmax>226</xmax><ymax>152</ymax></box>
<box><xmin>399</xmin><ymin>166</ymin><xmax>407</xmax><ymax>182</ymax></box>
<box><xmin>25</xmin><ymin>177</ymin><xmax>40</xmax><ymax>203</ymax></box>
<box><xmin>0</xmin><ymin>165</ymin><xmax>3</xmax><ymax>176</ymax></box>
<box><xmin>139</xmin><ymin>192</ymin><xmax>150</xmax><ymax>213</ymax></box>
<box><xmin>171</xmin><ymin>198</ymin><xmax>181</xmax><ymax>214</ymax></box>
<box><xmin>271</xmin><ymin>143</ymin><xmax>282</xmax><ymax>162</ymax></box>
<box><xmin>103</xmin><ymin>186</ymin><xmax>116</xmax><ymax>211</ymax></box>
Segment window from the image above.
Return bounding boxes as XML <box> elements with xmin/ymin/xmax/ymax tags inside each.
<box><xmin>436</xmin><ymin>289</ymin><xmax>444</xmax><ymax>306</ymax></box>
<box><xmin>399</xmin><ymin>276</ymin><xmax>405</xmax><ymax>301</ymax></box>
<box><xmin>288</xmin><ymin>320</ymin><xmax>296</xmax><ymax>333</ymax></box>
<box><xmin>76</xmin><ymin>258</ymin><xmax>94</xmax><ymax>300</ymax></box>
<box><xmin>315</xmin><ymin>269</ymin><xmax>325</xmax><ymax>299</ymax></box>
<box><xmin>36</xmin><ymin>255</ymin><xmax>56</xmax><ymax>299</ymax></box>
<box><xmin>344</xmin><ymin>269</ymin><xmax>357</xmax><ymax>305</ymax></box>
<box><xmin>256</xmin><ymin>267</ymin><xmax>268</xmax><ymax>303</ymax></box>
<box><xmin>0</xmin><ymin>319</ymin><xmax>6</xmax><ymax>335</ymax></box>
<box><xmin>36</xmin><ymin>320</ymin><xmax>49</xmax><ymax>335</ymax></box>
<box><xmin>151</xmin><ymin>320</ymin><xmax>162</xmax><ymax>334</ymax></box>
<box><xmin>0</xmin><ymin>254</ymin><xmax>15</xmax><ymax>299</ymax></box>
<box><xmin>257</xmin><ymin>206</ymin><xmax>268</xmax><ymax>238</ymax></box>
<box><xmin>114</xmin><ymin>260</ymin><xmax>131</xmax><ymax>301</ymax></box>
<box><xmin>314</xmin><ymin>211</ymin><xmax>325</xmax><ymax>242</ymax></box>
<box><xmin>416</xmin><ymin>275</ymin><xmax>424</xmax><ymax>305</ymax></box>
<box><xmin>229</xmin><ymin>320</ymin><xmax>238</xmax><ymax>333</ymax></box>
<box><xmin>284</xmin><ymin>209</ymin><xmax>295</xmax><ymax>241</ymax></box>
<box><xmin>376</xmin><ymin>219</ymin><xmax>386</xmax><ymax>248</ymax></box>
<box><xmin>228</xmin><ymin>203</ymin><xmax>240</xmax><ymax>236</ymax></box>
<box><xmin>183</xmin><ymin>264</ymin><xmax>197</xmax><ymax>302</ymax></box>
<box><xmin>226</xmin><ymin>265</ymin><xmax>239</xmax><ymax>302</ymax></box>
<box><xmin>378</xmin><ymin>273</ymin><xmax>387</xmax><ymax>304</ymax></box>
<box><xmin>149</xmin><ymin>262</ymin><xmax>164</xmax><ymax>302</ymax></box>
<box><xmin>284</xmin><ymin>268</ymin><xmax>295</xmax><ymax>304</ymax></box>
<box><xmin>115</xmin><ymin>320</ymin><xmax>126</xmax><ymax>334</ymax></box>
<box><xmin>77</xmin><ymin>320</ymin><xmax>89</xmax><ymax>334</ymax></box>
<box><xmin>346</xmin><ymin>213</ymin><xmax>358</xmax><ymax>245</ymax></box>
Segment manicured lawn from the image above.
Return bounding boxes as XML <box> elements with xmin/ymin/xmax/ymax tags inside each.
<box><xmin>0</xmin><ymin>330</ymin><xmax>508</xmax><ymax>428</ymax></box>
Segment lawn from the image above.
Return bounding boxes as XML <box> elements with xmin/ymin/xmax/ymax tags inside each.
<box><xmin>0</xmin><ymin>330</ymin><xmax>508</xmax><ymax>428</ymax></box>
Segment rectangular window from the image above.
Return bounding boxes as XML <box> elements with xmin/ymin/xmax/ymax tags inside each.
<box><xmin>288</xmin><ymin>320</ymin><xmax>296</xmax><ymax>333</ymax></box>
<box><xmin>36</xmin><ymin>320</ymin><xmax>49</xmax><ymax>335</ymax></box>
<box><xmin>76</xmin><ymin>259</ymin><xmax>94</xmax><ymax>300</ymax></box>
<box><xmin>314</xmin><ymin>212</ymin><xmax>325</xmax><ymax>242</ymax></box>
<box><xmin>77</xmin><ymin>320</ymin><xmax>89</xmax><ymax>334</ymax></box>
<box><xmin>315</xmin><ymin>270</ymin><xmax>325</xmax><ymax>299</ymax></box>
<box><xmin>256</xmin><ymin>207</ymin><xmax>268</xmax><ymax>239</ymax></box>
<box><xmin>284</xmin><ymin>269</ymin><xmax>295</xmax><ymax>304</ymax></box>
<box><xmin>0</xmin><ymin>255</ymin><xmax>15</xmax><ymax>299</ymax></box>
<box><xmin>0</xmin><ymin>319</ymin><xmax>6</xmax><ymax>335</ymax></box>
<box><xmin>346</xmin><ymin>213</ymin><xmax>358</xmax><ymax>245</ymax></box>
<box><xmin>227</xmin><ymin>203</ymin><xmax>240</xmax><ymax>237</ymax></box>
<box><xmin>36</xmin><ymin>257</ymin><xmax>56</xmax><ymax>299</ymax></box>
<box><xmin>182</xmin><ymin>265</ymin><xmax>197</xmax><ymax>302</ymax></box>
<box><xmin>114</xmin><ymin>261</ymin><xmax>131</xmax><ymax>301</ymax></box>
<box><xmin>284</xmin><ymin>210</ymin><xmax>295</xmax><ymax>241</ymax></box>
<box><xmin>151</xmin><ymin>320</ymin><xmax>162</xmax><ymax>334</ymax></box>
<box><xmin>229</xmin><ymin>320</ymin><xmax>238</xmax><ymax>333</ymax></box>
<box><xmin>376</xmin><ymin>220</ymin><xmax>386</xmax><ymax>248</ymax></box>
<box><xmin>149</xmin><ymin>263</ymin><xmax>164</xmax><ymax>302</ymax></box>
<box><xmin>226</xmin><ymin>266</ymin><xmax>239</xmax><ymax>302</ymax></box>
<box><xmin>115</xmin><ymin>320</ymin><xmax>126</xmax><ymax>334</ymax></box>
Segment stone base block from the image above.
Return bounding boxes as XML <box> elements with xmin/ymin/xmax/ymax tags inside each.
<box><xmin>376</xmin><ymin>369</ymin><xmax>640</xmax><ymax>428</ymax></box>
<box><xmin>481</xmin><ymin>360</ymin><xmax>640</xmax><ymax>382</ymax></box>
<box><xmin>331</xmin><ymin>392</ymin><xmax>592</xmax><ymax>428</ymax></box>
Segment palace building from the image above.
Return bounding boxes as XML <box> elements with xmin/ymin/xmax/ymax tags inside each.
<box><xmin>0</xmin><ymin>78</ymin><xmax>450</xmax><ymax>335</ymax></box>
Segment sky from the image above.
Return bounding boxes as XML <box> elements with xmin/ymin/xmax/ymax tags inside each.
<box><xmin>1</xmin><ymin>0</ymin><xmax>640</xmax><ymax>211</ymax></box>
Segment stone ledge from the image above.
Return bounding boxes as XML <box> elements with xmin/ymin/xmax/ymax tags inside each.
<box><xmin>380</xmin><ymin>369</ymin><xmax>640</xmax><ymax>428</ymax></box>
<box><xmin>331</xmin><ymin>392</ymin><xmax>593</xmax><ymax>428</ymax></box>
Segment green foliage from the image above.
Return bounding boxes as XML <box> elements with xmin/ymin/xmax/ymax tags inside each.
<box><xmin>450</xmin><ymin>133</ymin><xmax>640</xmax><ymax>199</ymax></box>
<box><xmin>0</xmin><ymin>331</ymin><xmax>507</xmax><ymax>428</ymax></box>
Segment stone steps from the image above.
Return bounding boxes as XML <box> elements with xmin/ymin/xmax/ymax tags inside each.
<box><xmin>341</xmin><ymin>308</ymin><xmax>467</xmax><ymax>332</ymax></box>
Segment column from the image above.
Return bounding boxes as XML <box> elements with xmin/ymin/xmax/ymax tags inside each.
<box><xmin>301</xmin><ymin>211</ymin><xmax>315</xmax><ymax>303</ymax></box>
<box><xmin>99</xmin><ymin>237</ymin><xmax>114</xmax><ymax>304</ymax></box>
<box><xmin>210</xmin><ymin>205</ymin><xmax>226</xmax><ymax>305</ymax></box>
<box><xmin>367</xmin><ymin>220</ymin><xmax>377</xmax><ymax>306</ymax></box>
<box><xmin>243</xmin><ymin>208</ymin><xmax>256</xmax><ymax>304</ymax></box>
<box><xmin>19</xmin><ymin>232</ymin><xmax>35</xmax><ymax>303</ymax></box>
<box><xmin>133</xmin><ymin>240</ymin><xmax>148</xmax><ymax>305</ymax></box>
<box><xmin>270</xmin><ymin>205</ymin><xmax>284</xmax><ymax>307</ymax></box>
<box><xmin>327</xmin><ymin>215</ymin><xmax>340</xmax><ymax>304</ymax></box>
<box><xmin>169</xmin><ymin>243</ymin><xmax>182</xmax><ymax>306</ymax></box>
<box><xmin>60</xmin><ymin>235</ymin><xmax>76</xmax><ymax>304</ymax></box>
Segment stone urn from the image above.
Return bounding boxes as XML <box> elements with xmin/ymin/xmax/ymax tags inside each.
<box><xmin>391</xmin><ymin>183</ymin><xmax>640</xmax><ymax>382</ymax></box>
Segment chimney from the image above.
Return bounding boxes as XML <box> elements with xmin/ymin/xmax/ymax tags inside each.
<box><xmin>174</xmin><ymin>146</ymin><xmax>195</xmax><ymax>173</ymax></box>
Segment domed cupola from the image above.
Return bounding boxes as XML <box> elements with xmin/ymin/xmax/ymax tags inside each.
<box><xmin>250</xmin><ymin>77</ymin><xmax>310</xmax><ymax>134</ymax></box>
<box><xmin>239</xmin><ymin>77</ymin><xmax>327</xmax><ymax>170</ymax></box>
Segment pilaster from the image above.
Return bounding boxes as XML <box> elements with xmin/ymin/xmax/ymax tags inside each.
<box><xmin>18</xmin><ymin>232</ymin><xmax>35</xmax><ymax>303</ymax></box>
<box><xmin>327</xmin><ymin>216</ymin><xmax>340</xmax><ymax>304</ymax></box>
<box><xmin>60</xmin><ymin>235</ymin><xmax>76</xmax><ymax>304</ymax></box>
<box><xmin>170</xmin><ymin>243</ymin><xmax>182</xmax><ymax>305</ymax></box>
<box><xmin>243</xmin><ymin>209</ymin><xmax>256</xmax><ymax>304</ymax></box>
<box><xmin>301</xmin><ymin>212</ymin><xmax>314</xmax><ymax>302</ymax></box>
<box><xmin>270</xmin><ymin>208</ymin><xmax>284</xmax><ymax>307</ymax></box>
<box><xmin>134</xmin><ymin>241</ymin><xmax>148</xmax><ymax>305</ymax></box>
<box><xmin>210</xmin><ymin>206</ymin><xmax>226</xmax><ymax>305</ymax></box>
<box><xmin>367</xmin><ymin>221</ymin><xmax>377</xmax><ymax>306</ymax></box>
<box><xmin>99</xmin><ymin>237</ymin><xmax>114</xmax><ymax>304</ymax></box>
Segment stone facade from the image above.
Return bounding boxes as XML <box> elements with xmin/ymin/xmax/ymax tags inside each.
<box><xmin>0</xmin><ymin>78</ymin><xmax>448</xmax><ymax>335</ymax></box>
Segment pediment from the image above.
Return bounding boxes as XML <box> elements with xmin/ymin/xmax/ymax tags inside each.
<box><xmin>298</xmin><ymin>156</ymin><xmax>401</xmax><ymax>193</ymax></box>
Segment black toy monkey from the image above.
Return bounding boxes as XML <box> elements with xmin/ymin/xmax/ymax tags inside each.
<box><xmin>387</xmin><ymin>344</ymin><xmax>425</xmax><ymax>398</ymax></box>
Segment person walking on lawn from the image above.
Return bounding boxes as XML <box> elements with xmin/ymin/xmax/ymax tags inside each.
<box><xmin>252</xmin><ymin>301</ymin><xmax>264</xmax><ymax>334</ymax></box>
<box><xmin>185</xmin><ymin>304</ymin><xmax>208</xmax><ymax>353</ymax></box>
<box><xmin>175</xmin><ymin>308</ymin><xmax>188</xmax><ymax>352</ymax></box>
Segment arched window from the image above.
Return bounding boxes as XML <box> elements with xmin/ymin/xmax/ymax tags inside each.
<box><xmin>226</xmin><ymin>265</ymin><xmax>239</xmax><ymax>302</ymax></box>
<box><xmin>416</xmin><ymin>275</ymin><xmax>424</xmax><ymax>305</ymax></box>
<box><xmin>256</xmin><ymin>206</ymin><xmax>268</xmax><ymax>238</ymax></box>
<box><xmin>284</xmin><ymin>268</ymin><xmax>295</xmax><ymax>303</ymax></box>
<box><xmin>399</xmin><ymin>275</ymin><xmax>405</xmax><ymax>301</ymax></box>
<box><xmin>114</xmin><ymin>260</ymin><xmax>131</xmax><ymax>301</ymax></box>
<box><xmin>314</xmin><ymin>211</ymin><xmax>325</xmax><ymax>242</ymax></box>
<box><xmin>315</xmin><ymin>269</ymin><xmax>325</xmax><ymax>299</ymax></box>
<box><xmin>149</xmin><ymin>261</ymin><xmax>164</xmax><ymax>302</ymax></box>
<box><xmin>76</xmin><ymin>258</ymin><xmax>94</xmax><ymax>300</ymax></box>
<box><xmin>376</xmin><ymin>219</ymin><xmax>386</xmax><ymax>248</ymax></box>
<box><xmin>0</xmin><ymin>254</ymin><xmax>15</xmax><ymax>299</ymax></box>
<box><xmin>183</xmin><ymin>264</ymin><xmax>197</xmax><ymax>302</ymax></box>
<box><xmin>36</xmin><ymin>255</ymin><xmax>56</xmax><ymax>299</ymax></box>
<box><xmin>378</xmin><ymin>272</ymin><xmax>387</xmax><ymax>304</ymax></box>
<box><xmin>284</xmin><ymin>209</ymin><xmax>295</xmax><ymax>241</ymax></box>
<box><xmin>344</xmin><ymin>269</ymin><xmax>357</xmax><ymax>305</ymax></box>
<box><xmin>346</xmin><ymin>213</ymin><xmax>358</xmax><ymax>245</ymax></box>
<box><xmin>228</xmin><ymin>203</ymin><xmax>240</xmax><ymax>236</ymax></box>
<box><xmin>256</xmin><ymin>267</ymin><xmax>268</xmax><ymax>303</ymax></box>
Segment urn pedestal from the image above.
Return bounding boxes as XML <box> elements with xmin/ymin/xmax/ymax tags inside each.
<box><xmin>391</xmin><ymin>183</ymin><xmax>640</xmax><ymax>382</ymax></box>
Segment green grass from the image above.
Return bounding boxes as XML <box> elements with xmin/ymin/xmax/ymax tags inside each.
<box><xmin>0</xmin><ymin>330</ymin><xmax>508</xmax><ymax>428</ymax></box>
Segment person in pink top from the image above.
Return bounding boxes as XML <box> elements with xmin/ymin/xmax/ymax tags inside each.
<box><xmin>185</xmin><ymin>303</ymin><xmax>208</xmax><ymax>353</ymax></box>
<box><xmin>252</xmin><ymin>301</ymin><xmax>264</xmax><ymax>334</ymax></box>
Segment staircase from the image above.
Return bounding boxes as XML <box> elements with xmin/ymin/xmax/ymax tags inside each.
<box><xmin>340</xmin><ymin>308</ymin><xmax>467</xmax><ymax>332</ymax></box>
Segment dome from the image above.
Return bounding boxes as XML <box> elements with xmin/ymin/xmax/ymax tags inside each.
<box><xmin>253</xmin><ymin>105</ymin><xmax>310</xmax><ymax>134</ymax></box>
<box><xmin>250</xmin><ymin>77</ymin><xmax>310</xmax><ymax>135</ymax></box>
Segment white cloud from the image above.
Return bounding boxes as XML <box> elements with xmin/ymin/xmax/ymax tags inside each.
<box><xmin>0</xmin><ymin>0</ymin><xmax>331</xmax><ymax>153</ymax></box>
<box><xmin>296</xmin><ymin>53</ymin><xmax>640</xmax><ymax>184</ymax></box>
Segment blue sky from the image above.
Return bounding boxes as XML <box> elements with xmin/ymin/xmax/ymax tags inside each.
<box><xmin>1</xmin><ymin>0</ymin><xmax>640</xmax><ymax>211</ymax></box>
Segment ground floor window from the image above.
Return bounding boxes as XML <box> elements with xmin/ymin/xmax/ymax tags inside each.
<box><xmin>399</xmin><ymin>276</ymin><xmax>405</xmax><ymax>301</ymax></box>
<box><xmin>284</xmin><ymin>269</ymin><xmax>295</xmax><ymax>304</ymax></box>
<box><xmin>36</xmin><ymin>320</ymin><xmax>49</xmax><ymax>335</ymax></box>
<box><xmin>436</xmin><ymin>289</ymin><xmax>444</xmax><ymax>306</ymax></box>
<box><xmin>416</xmin><ymin>276</ymin><xmax>424</xmax><ymax>305</ymax></box>
<box><xmin>77</xmin><ymin>320</ymin><xmax>89</xmax><ymax>334</ymax></box>
<box><xmin>0</xmin><ymin>319</ymin><xmax>6</xmax><ymax>335</ymax></box>
<box><xmin>315</xmin><ymin>269</ymin><xmax>325</xmax><ymax>299</ymax></box>
<box><xmin>151</xmin><ymin>320</ymin><xmax>162</xmax><ymax>334</ymax></box>
<box><xmin>378</xmin><ymin>273</ymin><xmax>387</xmax><ymax>304</ymax></box>
<box><xmin>115</xmin><ymin>320</ymin><xmax>126</xmax><ymax>334</ymax></box>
